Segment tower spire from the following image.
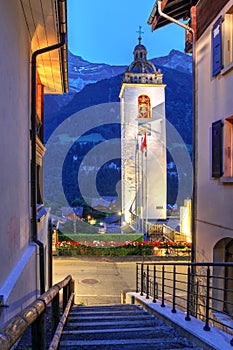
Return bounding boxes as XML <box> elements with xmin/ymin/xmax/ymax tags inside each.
<box><xmin>137</xmin><ymin>25</ymin><xmax>144</xmax><ymax>44</ymax></box>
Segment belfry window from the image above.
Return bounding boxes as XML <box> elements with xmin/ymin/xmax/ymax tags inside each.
<box><xmin>138</xmin><ymin>95</ymin><xmax>151</xmax><ymax>119</ymax></box>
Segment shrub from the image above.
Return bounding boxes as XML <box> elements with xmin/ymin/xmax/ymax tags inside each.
<box><xmin>55</xmin><ymin>240</ymin><xmax>192</xmax><ymax>257</ymax></box>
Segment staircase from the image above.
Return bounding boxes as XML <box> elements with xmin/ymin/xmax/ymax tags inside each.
<box><xmin>59</xmin><ymin>304</ymin><xmax>202</xmax><ymax>349</ymax></box>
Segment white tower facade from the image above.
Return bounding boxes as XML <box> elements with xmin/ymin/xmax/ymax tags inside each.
<box><xmin>120</xmin><ymin>39</ymin><xmax>167</xmax><ymax>229</ymax></box>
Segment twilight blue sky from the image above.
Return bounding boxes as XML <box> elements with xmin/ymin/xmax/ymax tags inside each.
<box><xmin>67</xmin><ymin>0</ymin><xmax>186</xmax><ymax>65</ymax></box>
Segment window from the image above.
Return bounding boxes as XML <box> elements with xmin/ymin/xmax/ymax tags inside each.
<box><xmin>223</xmin><ymin>7</ymin><xmax>233</xmax><ymax>68</ymax></box>
<box><xmin>34</xmin><ymin>73</ymin><xmax>45</xmax><ymax>204</ymax></box>
<box><xmin>36</xmin><ymin>74</ymin><xmax>44</xmax><ymax>143</ymax></box>
<box><xmin>212</xmin><ymin>117</ymin><xmax>233</xmax><ymax>180</ymax></box>
<box><xmin>212</xmin><ymin>8</ymin><xmax>233</xmax><ymax>76</ymax></box>
<box><xmin>224</xmin><ymin>116</ymin><xmax>233</xmax><ymax>177</ymax></box>
<box><xmin>138</xmin><ymin>95</ymin><xmax>151</xmax><ymax>119</ymax></box>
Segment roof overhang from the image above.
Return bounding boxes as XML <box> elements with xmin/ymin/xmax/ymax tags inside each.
<box><xmin>20</xmin><ymin>0</ymin><xmax>68</xmax><ymax>94</ymax></box>
<box><xmin>148</xmin><ymin>0</ymin><xmax>197</xmax><ymax>31</ymax></box>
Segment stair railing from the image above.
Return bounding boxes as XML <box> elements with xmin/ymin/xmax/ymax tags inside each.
<box><xmin>0</xmin><ymin>275</ymin><xmax>74</xmax><ymax>350</ymax></box>
<box><xmin>136</xmin><ymin>262</ymin><xmax>233</xmax><ymax>346</ymax></box>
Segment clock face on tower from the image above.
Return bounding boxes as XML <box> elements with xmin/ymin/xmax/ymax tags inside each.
<box><xmin>138</xmin><ymin>95</ymin><xmax>151</xmax><ymax>119</ymax></box>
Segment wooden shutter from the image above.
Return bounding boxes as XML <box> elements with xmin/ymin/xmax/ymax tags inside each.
<box><xmin>212</xmin><ymin>120</ymin><xmax>223</xmax><ymax>178</ymax></box>
<box><xmin>212</xmin><ymin>17</ymin><xmax>222</xmax><ymax>76</ymax></box>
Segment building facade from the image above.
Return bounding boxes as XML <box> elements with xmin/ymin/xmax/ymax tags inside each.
<box><xmin>120</xmin><ymin>39</ymin><xmax>167</xmax><ymax>230</ymax></box>
<box><xmin>193</xmin><ymin>0</ymin><xmax>233</xmax><ymax>267</ymax></box>
<box><xmin>0</xmin><ymin>0</ymin><xmax>68</xmax><ymax>325</ymax></box>
<box><xmin>148</xmin><ymin>0</ymin><xmax>233</xmax><ymax>265</ymax></box>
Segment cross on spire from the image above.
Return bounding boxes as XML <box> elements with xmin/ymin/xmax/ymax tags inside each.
<box><xmin>137</xmin><ymin>25</ymin><xmax>144</xmax><ymax>44</ymax></box>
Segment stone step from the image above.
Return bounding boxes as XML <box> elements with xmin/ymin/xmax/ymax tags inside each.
<box><xmin>61</xmin><ymin>325</ymin><xmax>177</xmax><ymax>341</ymax></box>
<box><xmin>66</xmin><ymin>318</ymin><xmax>157</xmax><ymax>330</ymax></box>
<box><xmin>59</xmin><ymin>337</ymin><xmax>199</xmax><ymax>349</ymax></box>
<box><xmin>70</xmin><ymin>309</ymin><xmax>146</xmax><ymax>317</ymax></box>
<box><xmin>59</xmin><ymin>304</ymin><xmax>202</xmax><ymax>350</ymax></box>
<box><xmin>68</xmin><ymin>314</ymin><xmax>157</xmax><ymax>323</ymax></box>
<box><xmin>75</xmin><ymin>304</ymin><xmax>140</xmax><ymax>311</ymax></box>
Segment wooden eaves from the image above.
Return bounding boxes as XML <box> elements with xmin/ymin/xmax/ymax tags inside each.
<box><xmin>148</xmin><ymin>0</ymin><xmax>198</xmax><ymax>31</ymax></box>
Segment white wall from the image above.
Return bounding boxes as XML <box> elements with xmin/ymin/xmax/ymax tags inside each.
<box><xmin>121</xmin><ymin>84</ymin><xmax>167</xmax><ymax>223</ymax></box>
<box><xmin>195</xmin><ymin>0</ymin><xmax>233</xmax><ymax>261</ymax></box>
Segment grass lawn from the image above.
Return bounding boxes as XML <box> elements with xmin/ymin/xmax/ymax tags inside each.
<box><xmin>58</xmin><ymin>233</ymin><xmax>144</xmax><ymax>243</ymax></box>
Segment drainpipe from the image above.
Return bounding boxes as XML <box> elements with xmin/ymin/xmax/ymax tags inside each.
<box><xmin>31</xmin><ymin>32</ymin><xmax>66</xmax><ymax>294</ymax></box>
<box><xmin>157</xmin><ymin>0</ymin><xmax>196</xmax><ymax>263</ymax></box>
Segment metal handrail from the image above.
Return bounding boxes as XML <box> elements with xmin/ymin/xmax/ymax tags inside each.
<box><xmin>136</xmin><ymin>262</ymin><xmax>233</xmax><ymax>346</ymax></box>
<box><xmin>0</xmin><ymin>275</ymin><xmax>74</xmax><ymax>350</ymax></box>
<box><xmin>49</xmin><ymin>292</ymin><xmax>75</xmax><ymax>350</ymax></box>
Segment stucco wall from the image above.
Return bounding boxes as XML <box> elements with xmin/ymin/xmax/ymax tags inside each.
<box><xmin>0</xmin><ymin>1</ymin><xmax>41</xmax><ymax>325</ymax></box>
<box><xmin>0</xmin><ymin>1</ymin><xmax>31</xmax><ymax>285</ymax></box>
<box><xmin>195</xmin><ymin>0</ymin><xmax>233</xmax><ymax>260</ymax></box>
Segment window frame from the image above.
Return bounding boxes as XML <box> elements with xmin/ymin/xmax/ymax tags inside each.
<box><xmin>223</xmin><ymin>116</ymin><xmax>233</xmax><ymax>178</ymax></box>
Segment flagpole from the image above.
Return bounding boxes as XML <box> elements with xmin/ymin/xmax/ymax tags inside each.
<box><xmin>141</xmin><ymin>148</ymin><xmax>144</xmax><ymax>233</ymax></box>
<box><xmin>145</xmin><ymin>142</ymin><xmax>148</xmax><ymax>234</ymax></box>
<box><xmin>140</xmin><ymin>131</ymin><xmax>147</xmax><ymax>234</ymax></box>
<box><xmin>135</xmin><ymin>138</ymin><xmax>138</xmax><ymax>231</ymax></box>
<box><xmin>136</xmin><ymin>138</ymin><xmax>140</xmax><ymax>232</ymax></box>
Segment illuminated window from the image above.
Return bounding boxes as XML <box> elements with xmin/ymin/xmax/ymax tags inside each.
<box><xmin>36</xmin><ymin>74</ymin><xmax>44</xmax><ymax>142</ymax></box>
<box><xmin>138</xmin><ymin>95</ymin><xmax>151</xmax><ymax>119</ymax></box>
<box><xmin>34</xmin><ymin>73</ymin><xmax>45</xmax><ymax>204</ymax></box>
<box><xmin>223</xmin><ymin>7</ymin><xmax>233</xmax><ymax>68</ymax></box>
<box><xmin>212</xmin><ymin>7</ymin><xmax>233</xmax><ymax>75</ymax></box>
<box><xmin>224</xmin><ymin>116</ymin><xmax>233</xmax><ymax>177</ymax></box>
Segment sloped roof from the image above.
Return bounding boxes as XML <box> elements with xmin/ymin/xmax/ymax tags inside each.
<box><xmin>20</xmin><ymin>0</ymin><xmax>68</xmax><ymax>94</ymax></box>
<box><xmin>148</xmin><ymin>0</ymin><xmax>198</xmax><ymax>31</ymax></box>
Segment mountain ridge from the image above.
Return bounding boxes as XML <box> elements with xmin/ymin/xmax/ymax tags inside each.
<box><xmin>44</xmin><ymin>50</ymin><xmax>192</xmax><ymax>206</ymax></box>
<box><xmin>45</xmin><ymin>50</ymin><xmax>192</xmax><ymax>145</ymax></box>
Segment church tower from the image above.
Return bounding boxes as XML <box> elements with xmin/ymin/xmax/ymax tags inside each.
<box><xmin>119</xmin><ymin>30</ymin><xmax>167</xmax><ymax>231</ymax></box>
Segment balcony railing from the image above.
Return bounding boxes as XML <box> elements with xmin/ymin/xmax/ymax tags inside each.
<box><xmin>136</xmin><ymin>262</ymin><xmax>233</xmax><ymax>346</ymax></box>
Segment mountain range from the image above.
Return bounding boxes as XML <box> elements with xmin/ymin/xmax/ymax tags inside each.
<box><xmin>45</xmin><ymin>49</ymin><xmax>192</xmax><ymax>144</ymax></box>
<box><xmin>44</xmin><ymin>49</ymin><xmax>193</xmax><ymax>207</ymax></box>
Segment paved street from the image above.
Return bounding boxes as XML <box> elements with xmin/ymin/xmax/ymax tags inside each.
<box><xmin>53</xmin><ymin>257</ymin><xmax>189</xmax><ymax>306</ymax></box>
<box><xmin>53</xmin><ymin>257</ymin><xmax>137</xmax><ymax>305</ymax></box>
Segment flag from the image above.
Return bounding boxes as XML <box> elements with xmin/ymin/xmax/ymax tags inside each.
<box><xmin>140</xmin><ymin>132</ymin><xmax>147</xmax><ymax>154</ymax></box>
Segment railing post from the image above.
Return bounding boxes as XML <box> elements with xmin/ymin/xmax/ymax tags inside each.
<box><xmin>140</xmin><ymin>264</ymin><xmax>144</xmax><ymax>296</ymax></box>
<box><xmin>153</xmin><ymin>265</ymin><xmax>157</xmax><ymax>303</ymax></box>
<box><xmin>195</xmin><ymin>280</ymin><xmax>199</xmax><ymax>318</ymax></box>
<box><xmin>203</xmin><ymin>266</ymin><xmax>211</xmax><ymax>331</ymax></box>
<box><xmin>172</xmin><ymin>265</ymin><xmax>176</xmax><ymax>313</ymax></box>
<box><xmin>70</xmin><ymin>279</ymin><xmax>75</xmax><ymax>306</ymax></box>
<box><xmin>161</xmin><ymin>265</ymin><xmax>165</xmax><ymax>307</ymax></box>
<box><xmin>146</xmin><ymin>265</ymin><xmax>149</xmax><ymax>299</ymax></box>
<box><xmin>136</xmin><ymin>264</ymin><xmax>139</xmax><ymax>293</ymax></box>
<box><xmin>48</xmin><ymin>219</ymin><xmax>53</xmax><ymax>289</ymax></box>
<box><xmin>52</xmin><ymin>293</ymin><xmax>60</xmax><ymax>337</ymax></box>
<box><xmin>32</xmin><ymin>311</ymin><xmax>46</xmax><ymax>350</ymax></box>
<box><xmin>185</xmin><ymin>266</ymin><xmax>191</xmax><ymax>321</ymax></box>
<box><xmin>63</xmin><ymin>285</ymin><xmax>68</xmax><ymax>312</ymax></box>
